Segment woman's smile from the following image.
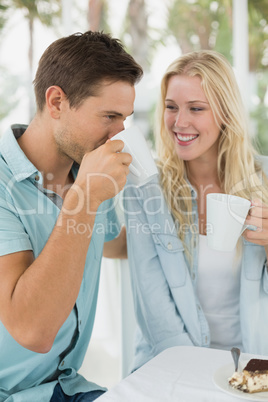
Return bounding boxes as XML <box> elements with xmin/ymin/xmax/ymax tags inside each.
<box><xmin>174</xmin><ymin>132</ymin><xmax>199</xmax><ymax>146</ymax></box>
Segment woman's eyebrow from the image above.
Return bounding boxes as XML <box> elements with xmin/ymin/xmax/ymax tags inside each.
<box><xmin>165</xmin><ymin>99</ymin><xmax>209</xmax><ymax>104</ymax></box>
<box><xmin>188</xmin><ymin>100</ymin><xmax>209</xmax><ymax>104</ymax></box>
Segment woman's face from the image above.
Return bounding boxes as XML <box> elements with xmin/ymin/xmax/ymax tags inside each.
<box><xmin>164</xmin><ymin>74</ymin><xmax>221</xmax><ymax>163</ymax></box>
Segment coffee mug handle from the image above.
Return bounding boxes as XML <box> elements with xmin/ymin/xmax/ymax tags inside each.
<box><xmin>129</xmin><ymin>164</ymin><xmax>141</xmax><ymax>177</ymax></box>
<box><xmin>240</xmin><ymin>225</ymin><xmax>249</xmax><ymax>235</ymax></box>
<box><xmin>240</xmin><ymin>205</ymin><xmax>255</xmax><ymax>235</ymax></box>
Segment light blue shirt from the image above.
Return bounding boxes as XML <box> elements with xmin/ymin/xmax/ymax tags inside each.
<box><xmin>0</xmin><ymin>125</ymin><xmax>120</xmax><ymax>402</ymax></box>
<box><xmin>123</xmin><ymin>158</ymin><xmax>268</xmax><ymax>371</ymax></box>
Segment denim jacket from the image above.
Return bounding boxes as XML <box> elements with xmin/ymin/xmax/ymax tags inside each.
<box><xmin>123</xmin><ymin>155</ymin><xmax>268</xmax><ymax>371</ymax></box>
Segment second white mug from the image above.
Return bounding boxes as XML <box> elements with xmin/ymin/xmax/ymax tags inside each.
<box><xmin>206</xmin><ymin>193</ymin><xmax>251</xmax><ymax>252</ymax></box>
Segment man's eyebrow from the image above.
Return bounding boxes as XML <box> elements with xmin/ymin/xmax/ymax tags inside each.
<box><xmin>102</xmin><ymin>110</ymin><xmax>134</xmax><ymax>116</ymax></box>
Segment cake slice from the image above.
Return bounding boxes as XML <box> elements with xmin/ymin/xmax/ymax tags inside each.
<box><xmin>229</xmin><ymin>359</ymin><xmax>268</xmax><ymax>393</ymax></box>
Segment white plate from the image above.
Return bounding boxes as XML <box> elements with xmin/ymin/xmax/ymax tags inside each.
<box><xmin>213</xmin><ymin>360</ymin><xmax>268</xmax><ymax>401</ymax></box>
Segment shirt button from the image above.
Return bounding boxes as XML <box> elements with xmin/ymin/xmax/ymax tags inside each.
<box><xmin>35</xmin><ymin>174</ymin><xmax>40</xmax><ymax>181</ymax></box>
<box><xmin>61</xmin><ymin>360</ymin><xmax>65</xmax><ymax>367</ymax></box>
<box><xmin>167</xmin><ymin>243</ymin><xmax>173</xmax><ymax>250</ymax></box>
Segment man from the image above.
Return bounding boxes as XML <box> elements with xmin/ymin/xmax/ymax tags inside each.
<box><xmin>0</xmin><ymin>31</ymin><xmax>143</xmax><ymax>401</ymax></box>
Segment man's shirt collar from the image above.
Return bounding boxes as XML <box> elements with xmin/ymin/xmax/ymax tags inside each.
<box><xmin>0</xmin><ymin>124</ymin><xmax>40</xmax><ymax>183</ymax></box>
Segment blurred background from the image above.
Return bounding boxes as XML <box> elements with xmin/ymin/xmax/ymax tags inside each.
<box><xmin>0</xmin><ymin>0</ymin><xmax>268</xmax><ymax>150</ymax></box>
<box><xmin>0</xmin><ymin>0</ymin><xmax>267</xmax><ymax>390</ymax></box>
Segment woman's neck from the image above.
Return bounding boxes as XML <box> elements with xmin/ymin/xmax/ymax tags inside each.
<box><xmin>186</xmin><ymin>157</ymin><xmax>219</xmax><ymax>189</ymax></box>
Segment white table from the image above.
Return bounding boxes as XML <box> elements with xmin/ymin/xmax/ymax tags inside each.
<box><xmin>98</xmin><ymin>346</ymin><xmax>267</xmax><ymax>401</ymax></box>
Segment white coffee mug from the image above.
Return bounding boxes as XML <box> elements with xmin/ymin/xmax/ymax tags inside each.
<box><xmin>111</xmin><ymin>125</ymin><xmax>158</xmax><ymax>187</ymax></box>
<box><xmin>206</xmin><ymin>193</ymin><xmax>252</xmax><ymax>252</ymax></box>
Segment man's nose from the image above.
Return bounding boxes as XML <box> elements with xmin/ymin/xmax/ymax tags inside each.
<box><xmin>108</xmin><ymin>123</ymin><xmax>125</xmax><ymax>139</ymax></box>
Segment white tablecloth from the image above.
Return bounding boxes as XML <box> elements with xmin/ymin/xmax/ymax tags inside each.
<box><xmin>98</xmin><ymin>346</ymin><xmax>267</xmax><ymax>402</ymax></box>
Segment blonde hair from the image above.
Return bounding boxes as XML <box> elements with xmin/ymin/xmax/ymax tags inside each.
<box><xmin>155</xmin><ymin>50</ymin><xmax>268</xmax><ymax>253</ymax></box>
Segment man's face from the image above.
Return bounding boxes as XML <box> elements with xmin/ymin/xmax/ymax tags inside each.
<box><xmin>54</xmin><ymin>80</ymin><xmax>136</xmax><ymax>164</ymax></box>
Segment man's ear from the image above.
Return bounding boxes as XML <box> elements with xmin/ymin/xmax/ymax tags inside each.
<box><xmin>45</xmin><ymin>86</ymin><xmax>67</xmax><ymax>118</ymax></box>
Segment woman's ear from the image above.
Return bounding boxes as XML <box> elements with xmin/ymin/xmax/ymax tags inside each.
<box><xmin>45</xmin><ymin>86</ymin><xmax>67</xmax><ymax>118</ymax></box>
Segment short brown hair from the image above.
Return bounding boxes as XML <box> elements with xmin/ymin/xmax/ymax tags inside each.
<box><xmin>33</xmin><ymin>31</ymin><xmax>143</xmax><ymax>111</ymax></box>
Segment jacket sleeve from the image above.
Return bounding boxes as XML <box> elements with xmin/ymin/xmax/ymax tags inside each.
<box><xmin>123</xmin><ymin>181</ymin><xmax>194</xmax><ymax>357</ymax></box>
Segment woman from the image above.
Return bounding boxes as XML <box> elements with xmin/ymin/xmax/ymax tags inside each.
<box><xmin>123</xmin><ymin>50</ymin><xmax>268</xmax><ymax>371</ymax></box>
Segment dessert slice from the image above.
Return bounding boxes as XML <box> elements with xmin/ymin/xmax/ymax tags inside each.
<box><xmin>229</xmin><ymin>359</ymin><xmax>268</xmax><ymax>393</ymax></box>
